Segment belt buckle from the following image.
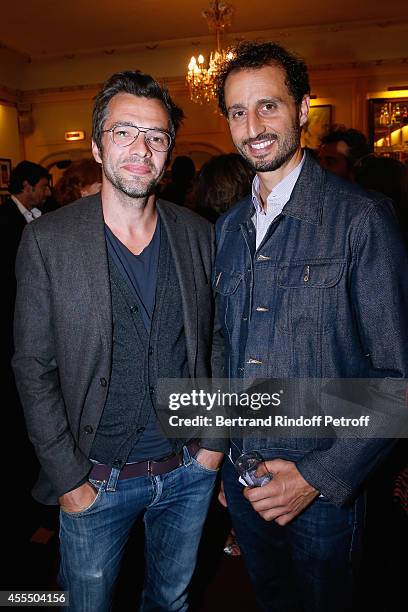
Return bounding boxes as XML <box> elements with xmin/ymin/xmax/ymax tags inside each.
<box><xmin>147</xmin><ymin>460</ymin><xmax>152</xmax><ymax>476</ymax></box>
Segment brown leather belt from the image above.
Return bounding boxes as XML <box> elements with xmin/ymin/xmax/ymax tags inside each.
<box><xmin>89</xmin><ymin>439</ymin><xmax>201</xmax><ymax>480</ymax></box>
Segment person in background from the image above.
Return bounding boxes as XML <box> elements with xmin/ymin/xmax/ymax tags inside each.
<box><xmin>0</xmin><ymin>161</ymin><xmax>51</xmax><ymax>580</ymax></box>
<box><xmin>214</xmin><ymin>40</ymin><xmax>408</xmax><ymax>612</ymax></box>
<box><xmin>353</xmin><ymin>151</ymin><xmax>408</xmax><ymax>610</ymax></box>
<box><xmin>0</xmin><ymin>160</ymin><xmax>51</xmax><ymax>379</ymax></box>
<box><xmin>318</xmin><ymin>125</ymin><xmax>371</xmax><ymax>180</ymax></box>
<box><xmin>194</xmin><ymin>153</ymin><xmax>254</xmax><ymax>223</ymax></box>
<box><xmin>54</xmin><ymin>158</ymin><xmax>102</xmax><ymax>206</ymax></box>
<box><xmin>160</xmin><ymin>155</ymin><xmax>196</xmax><ymax>207</ymax></box>
<box><xmin>353</xmin><ymin>153</ymin><xmax>408</xmax><ymax>243</ymax></box>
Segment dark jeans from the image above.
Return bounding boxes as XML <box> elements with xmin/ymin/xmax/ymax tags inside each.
<box><xmin>223</xmin><ymin>457</ymin><xmax>365</xmax><ymax>612</ymax></box>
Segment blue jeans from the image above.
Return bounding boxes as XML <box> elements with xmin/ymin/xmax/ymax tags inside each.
<box><xmin>58</xmin><ymin>447</ymin><xmax>217</xmax><ymax>611</ymax></box>
<box><xmin>223</xmin><ymin>457</ymin><xmax>365</xmax><ymax>612</ymax></box>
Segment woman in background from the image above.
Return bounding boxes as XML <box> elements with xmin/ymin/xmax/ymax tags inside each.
<box><xmin>194</xmin><ymin>153</ymin><xmax>254</xmax><ymax>222</ymax></box>
<box><xmin>54</xmin><ymin>158</ymin><xmax>102</xmax><ymax>206</ymax></box>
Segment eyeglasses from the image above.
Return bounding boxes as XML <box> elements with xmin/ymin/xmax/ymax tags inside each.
<box><xmin>102</xmin><ymin>124</ymin><xmax>172</xmax><ymax>152</ymax></box>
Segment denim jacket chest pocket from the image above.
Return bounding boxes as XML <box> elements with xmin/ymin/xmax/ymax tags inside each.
<box><xmin>214</xmin><ymin>269</ymin><xmax>246</xmax><ymax>336</ymax></box>
<box><xmin>275</xmin><ymin>260</ymin><xmax>346</xmax><ymax>334</ymax></box>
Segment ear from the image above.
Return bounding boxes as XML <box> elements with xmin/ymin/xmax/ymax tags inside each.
<box><xmin>22</xmin><ymin>179</ymin><xmax>33</xmax><ymax>193</ymax></box>
<box><xmin>91</xmin><ymin>139</ymin><xmax>102</xmax><ymax>165</ymax></box>
<box><xmin>299</xmin><ymin>95</ymin><xmax>310</xmax><ymax>128</ymax></box>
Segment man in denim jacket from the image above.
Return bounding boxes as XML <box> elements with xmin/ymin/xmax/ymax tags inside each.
<box><xmin>214</xmin><ymin>41</ymin><xmax>408</xmax><ymax>612</ymax></box>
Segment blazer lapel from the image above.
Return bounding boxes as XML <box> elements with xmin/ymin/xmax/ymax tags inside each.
<box><xmin>157</xmin><ymin>200</ymin><xmax>198</xmax><ymax>376</ymax></box>
<box><xmin>76</xmin><ymin>195</ymin><xmax>112</xmax><ymax>353</ymax></box>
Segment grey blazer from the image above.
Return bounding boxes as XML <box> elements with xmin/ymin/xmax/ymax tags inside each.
<box><xmin>13</xmin><ymin>195</ymin><xmax>224</xmax><ymax>504</ymax></box>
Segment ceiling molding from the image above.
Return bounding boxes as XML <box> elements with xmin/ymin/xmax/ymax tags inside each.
<box><xmin>19</xmin><ymin>76</ymin><xmax>187</xmax><ymax>103</ymax></box>
<box><xmin>0</xmin><ymin>41</ymin><xmax>31</xmax><ymax>63</ymax></box>
<box><xmin>15</xmin><ymin>59</ymin><xmax>408</xmax><ymax>104</ymax></box>
<box><xmin>0</xmin><ymin>83</ymin><xmax>21</xmax><ymax>105</ymax></box>
<box><xmin>12</xmin><ymin>18</ymin><xmax>408</xmax><ymax>62</ymax></box>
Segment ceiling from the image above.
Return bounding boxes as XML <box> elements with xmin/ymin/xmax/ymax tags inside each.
<box><xmin>1</xmin><ymin>0</ymin><xmax>408</xmax><ymax>59</ymax></box>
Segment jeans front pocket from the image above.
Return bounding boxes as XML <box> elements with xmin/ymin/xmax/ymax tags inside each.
<box><xmin>60</xmin><ymin>479</ymin><xmax>106</xmax><ymax>517</ymax></box>
<box><xmin>190</xmin><ymin>456</ymin><xmax>220</xmax><ymax>474</ymax></box>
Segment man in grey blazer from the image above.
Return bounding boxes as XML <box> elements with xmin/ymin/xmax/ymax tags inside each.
<box><xmin>13</xmin><ymin>71</ymin><xmax>224</xmax><ymax>612</ymax></box>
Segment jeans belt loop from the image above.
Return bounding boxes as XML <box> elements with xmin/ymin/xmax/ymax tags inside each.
<box><xmin>105</xmin><ymin>466</ymin><xmax>120</xmax><ymax>492</ymax></box>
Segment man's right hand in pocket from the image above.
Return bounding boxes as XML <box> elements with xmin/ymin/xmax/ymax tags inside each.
<box><xmin>58</xmin><ymin>481</ymin><xmax>97</xmax><ymax>513</ymax></box>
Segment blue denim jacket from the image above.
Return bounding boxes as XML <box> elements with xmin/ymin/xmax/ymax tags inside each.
<box><xmin>215</xmin><ymin>151</ymin><xmax>408</xmax><ymax>506</ymax></box>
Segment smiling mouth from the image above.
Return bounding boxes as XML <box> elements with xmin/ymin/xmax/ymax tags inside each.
<box><xmin>248</xmin><ymin>139</ymin><xmax>276</xmax><ymax>151</ymax></box>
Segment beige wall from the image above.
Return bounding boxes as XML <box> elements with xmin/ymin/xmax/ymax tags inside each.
<box><xmin>21</xmin><ymin>80</ymin><xmax>235</xmax><ymax>171</ymax></box>
<box><xmin>23</xmin><ymin>98</ymin><xmax>94</xmax><ymax>165</ymax></box>
<box><xmin>0</xmin><ymin>104</ymin><xmax>22</xmax><ymax>167</ymax></box>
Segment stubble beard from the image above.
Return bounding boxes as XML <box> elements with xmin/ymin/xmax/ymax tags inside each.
<box><xmin>102</xmin><ymin>157</ymin><xmax>164</xmax><ymax>201</ymax></box>
<box><xmin>238</xmin><ymin>122</ymin><xmax>301</xmax><ymax>173</ymax></box>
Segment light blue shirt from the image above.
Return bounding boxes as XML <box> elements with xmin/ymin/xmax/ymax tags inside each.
<box><xmin>251</xmin><ymin>153</ymin><xmax>305</xmax><ymax>249</ymax></box>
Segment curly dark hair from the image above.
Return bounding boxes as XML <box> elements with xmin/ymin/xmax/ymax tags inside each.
<box><xmin>216</xmin><ymin>41</ymin><xmax>310</xmax><ymax>116</ymax></box>
<box><xmin>92</xmin><ymin>70</ymin><xmax>184</xmax><ymax>152</ymax></box>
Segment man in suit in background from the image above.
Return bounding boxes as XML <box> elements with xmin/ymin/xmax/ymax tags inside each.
<box><xmin>0</xmin><ymin>160</ymin><xmax>51</xmax><ymax>584</ymax></box>
<box><xmin>13</xmin><ymin>71</ymin><xmax>224</xmax><ymax>612</ymax></box>
<box><xmin>0</xmin><ymin>161</ymin><xmax>50</xmax><ymax>376</ymax></box>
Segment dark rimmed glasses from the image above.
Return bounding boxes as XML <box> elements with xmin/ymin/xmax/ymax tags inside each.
<box><xmin>102</xmin><ymin>124</ymin><xmax>172</xmax><ymax>152</ymax></box>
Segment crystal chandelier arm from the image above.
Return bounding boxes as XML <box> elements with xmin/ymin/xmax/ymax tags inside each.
<box><xmin>187</xmin><ymin>0</ymin><xmax>234</xmax><ymax>104</ymax></box>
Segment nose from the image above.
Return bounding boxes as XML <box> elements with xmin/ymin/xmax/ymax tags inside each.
<box><xmin>128</xmin><ymin>131</ymin><xmax>152</xmax><ymax>158</ymax></box>
<box><xmin>246</xmin><ymin>109</ymin><xmax>266</xmax><ymax>139</ymax></box>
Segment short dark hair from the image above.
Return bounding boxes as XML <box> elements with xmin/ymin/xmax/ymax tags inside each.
<box><xmin>92</xmin><ymin>70</ymin><xmax>184</xmax><ymax>151</ymax></box>
<box><xmin>320</xmin><ymin>125</ymin><xmax>372</xmax><ymax>168</ymax></box>
<box><xmin>216</xmin><ymin>41</ymin><xmax>310</xmax><ymax>116</ymax></box>
<box><xmin>171</xmin><ymin>156</ymin><xmax>196</xmax><ymax>184</ymax></box>
<box><xmin>8</xmin><ymin>160</ymin><xmax>50</xmax><ymax>195</ymax></box>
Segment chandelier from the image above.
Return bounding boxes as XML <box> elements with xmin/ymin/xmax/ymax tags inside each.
<box><xmin>186</xmin><ymin>1</ymin><xmax>234</xmax><ymax>105</ymax></box>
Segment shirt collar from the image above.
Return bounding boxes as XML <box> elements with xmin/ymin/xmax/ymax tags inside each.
<box><xmin>251</xmin><ymin>152</ymin><xmax>305</xmax><ymax>214</ymax></box>
<box><xmin>11</xmin><ymin>195</ymin><xmax>42</xmax><ymax>223</ymax></box>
